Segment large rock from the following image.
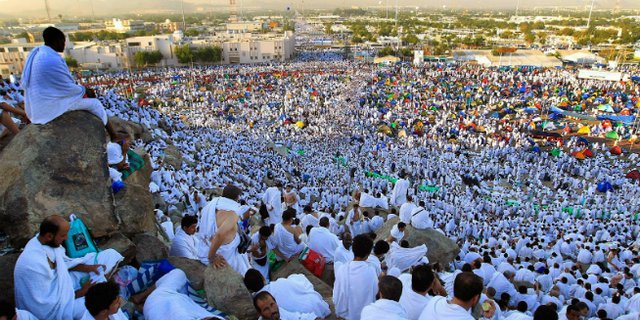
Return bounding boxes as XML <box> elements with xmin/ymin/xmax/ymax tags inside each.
<box><xmin>114</xmin><ymin>152</ymin><xmax>156</xmax><ymax>236</ymax></box>
<box><xmin>0</xmin><ymin>111</ymin><xmax>119</xmax><ymax>248</ymax></box>
<box><xmin>168</xmin><ymin>257</ymin><xmax>206</xmax><ymax>290</ymax></box>
<box><xmin>109</xmin><ymin>117</ymin><xmax>153</xmax><ymax>143</ymax></box>
<box><xmin>272</xmin><ymin>260</ymin><xmax>335</xmax><ymax>314</ymax></box>
<box><xmin>98</xmin><ymin>232</ymin><xmax>136</xmax><ymax>265</ymax></box>
<box><xmin>163</xmin><ymin>144</ymin><xmax>182</xmax><ymax>169</ymax></box>
<box><xmin>133</xmin><ymin>233</ymin><xmax>168</xmax><ymax>263</ymax></box>
<box><xmin>0</xmin><ymin>253</ymin><xmax>19</xmax><ymax>304</ymax></box>
<box><xmin>375</xmin><ymin>218</ymin><xmax>460</xmax><ymax>266</ymax></box>
<box><xmin>204</xmin><ymin>264</ymin><xmax>256</xmax><ymax>320</ymax></box>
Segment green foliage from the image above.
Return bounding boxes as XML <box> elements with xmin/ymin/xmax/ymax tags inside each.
<box><xmin>174</xmin><ymin>44</ymin><xmax>193</xmax><ymax>64</ymax></box>
<box><xmin>524</xmin><ymin>32</ymin><xmax>536</xmax><ymax>44</ymax></box>
<box><xmin>402</xmin><ymin>33</ymin><xmax>419</xmax><ymax>45</ymax></box>
<box><xmin>324</xmin><ymin>23</ymin><xmax>333</xmax><ymax>35</ymax></box>
<box><xmin>378</xmin><ymin>46</ymin><xmax>396</xmax><ymax>57</ymax></box>
<box><xmin>174</xmin><ymin>45</ymin><xmax>222</xmax><ymax>64</ymax></box>
<box><xmin>64</xmin><ymin>56</ymin><xmax>79</xmax><ymax>68</ymax></box>
<box><xmin>194</xmin><ymin>46</ymin><xmax>222</xmax><ymax>63</ymax></box>
<box><xmin>184</xmin><ymin>29</ymin><xmax>200</xmax><ymax>37</ymax></box>
<box><xmin>499</xmin><ymin>30</ymin><xmax>515</xmax><ymax>39</ymax></box>
<box><xmin>133</xmin><ymin>50</ymin><xmax>163</xmax><ymax>66</ymax></box>
<box><xmin>351</xmin><ymin>35</ymin><xmax>364</xmax><ymax>44</ymax></box>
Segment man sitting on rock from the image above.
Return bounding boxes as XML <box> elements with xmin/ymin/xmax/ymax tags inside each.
<box><xmin>253</xmin><ymin>291</ymin><xmax>322</xmax><ymax>320</ymax></box>
<box><xmin>198</xmin><ymin>184</ymin><xmax>251</xmax><ymax>276</ymax></box>
<box><xmin>20</xmin><ymin>27</ymin><xmax>116</xmax><ymax>139</ymax></box>
<box><xmin>170</xmin><ymin>215</ymin><xmax>200</xmax><ymax>260</ymax></box>
<box><xmin>14</xmin><ymin>215</ymin><xmax>123</xmax><ymax>320</ymax></box>
<box><xmin>244</xmin><ymin>268</ymin><xmax>331</xmax><ymax>318</ymax></box>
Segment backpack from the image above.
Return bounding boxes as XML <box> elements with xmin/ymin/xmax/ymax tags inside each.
<box><xmin>64</xmin><ymin>214</ymin><xmax>99</xmax><ymax>258</ymax></box>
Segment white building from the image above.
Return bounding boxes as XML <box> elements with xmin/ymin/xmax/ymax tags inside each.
<box><xmin>0</xmin><ymin>43</ymin><xmax>39</xmax><ymax>77</ymax></box>
<box><xmin>106</xmin><ymin>19</ymin><xmax>145</xmax><ymax>34</ymax></box>
<box><xmin>220</xmin><ymin>31</ymin><xmax>295</xmax><ymax>64</ymax></box>
<box><xmin>226</xmin><ymin>22</ymin><xmax>262</xmax><ymax>34</ymax></box>
<box><xmin>66</xmin><ymin>41</ymin><xmax>128</xmax><ymax>70</ymax></box>
<box><xmin>126</xmin><ymin>35</ymin><xmax>178</xmax><ymax>66</ymax></box>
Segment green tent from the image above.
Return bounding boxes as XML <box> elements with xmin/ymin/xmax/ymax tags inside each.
<box><xmin>550</xmin><ymin>148</ymin><xmax>561</xmax><ymax>157</ymax></box>
<box><xmin>606</xmin><ymin>131</ymin><xmax>620</xmax><ymax>139</ymax></box>
<box><xmin>506</xmin><ymin>200</ymin><xmax>521</xmax><ymax>207</ymax></box>
<box><xmin>297</xmin><ymin>149</ymin><xmax>305</xmax><ymax>156</ymax></box>
<box><xmin>419</xmin><ymin>185</ymin><xmax>440</xmax><ymax>192</ymax></box>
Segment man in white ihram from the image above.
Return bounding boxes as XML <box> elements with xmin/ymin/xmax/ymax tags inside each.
<box><xmin>197</xmin><ymin>184</ymin><xmax>251</xmax><ymax>276</ymax></box>
<box><xmin>361</xmin><ymin>275</ymin><xmax>409</xmax><ymax>320</ymax></box>
<box><xmin>21</xmin><ymin>26</ymin><xmax>116</xmax><ymax>139</ymax></box>
<box><xmin>14</xmin><ymin>215</ymin><xmax>123</xmax><ymax>320</ymax></box>
<box><xmin>391</xmin><ymin>172</ymin><xmax>410</xmax><ymax>207</ymax></box>
<box><xmin>262</xmin><ymin>181</ymin><xmax>283</xmax><ymax>225</ymax></box>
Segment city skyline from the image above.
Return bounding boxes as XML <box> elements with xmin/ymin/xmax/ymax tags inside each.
<box><xmin>0</xmin><ymin>0</ymin><xmax>637</xmax><ymax>19</ymax></box>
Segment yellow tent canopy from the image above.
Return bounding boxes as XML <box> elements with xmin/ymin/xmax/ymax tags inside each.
<box><xmin>295</xmin><ymin>121</ymin><xmax>305</xmax><ymax>128</ymax></box>
<box><xmin>577</xmin><ymin>126</ymin><xmax>591</xmax><ymax>134</ymax></box>
<box><xmin>398</xmin><ymin>129</ymin><xmax>407</xmax><ymax>138</ymax></box>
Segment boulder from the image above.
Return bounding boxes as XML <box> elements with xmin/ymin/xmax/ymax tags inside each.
<box><xmin>114</xmin><ymin>152</ymin><xmax>156</xmax><ymax>236</ymax></box>
<box><xmin>272</xmin><ymin>260</ymin><xmax>334</xmax><ymax>313</ymax></box>
<box><xmin>204</xmin><ymin>264</ymin><xmax>256</xmax><ymax>320</ymax></box>
<box><xmin>0</xmin><ymin>111</ymin><xmax>119</xmax><ymax>248</ymax></box>
<box><xmin>152</xmin><ymin>193</ymin><xmax>167</xmax><ymax>212</ymax></box>
<box><xmin>108</xmin><ymin>117</ymin><xmax>153</xmax><ymax>142</ymax></box>
<box><xmin>168</xmin><ymin>257</ymin><xmax>206</xmax><ymax>290</ymax></box>
<box><xmin>133</xmin><ymin>233</ymin><xmax>168</xmax><ymax>263</ymax></box>
<box><xmin>163</xmin><ymin>144</ymin><xmax>182</xmax><ymax>169</ymax></box>
<box><xmin>375</xmin><ymin>218</ymin><xmax>460</xmax><ymax>266</ymax></box>
<box><xmin>0</xmin><ymin>253</ymin><xmax>19</xmax><ymax>304</ymax></box>
<box><xmin>98</xmin><ymin>232</ymin><xmax>136</xmax><ymax>265</ymax></box>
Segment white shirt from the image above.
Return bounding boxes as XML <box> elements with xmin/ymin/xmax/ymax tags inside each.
<box><xmin>308</xmin><ymin>226</ymin><xmax>340</xmax><ymax>263</ymax></box>
<box><xmin>419</xmin><ymin>296</ymin><xmax>474</xmax><ymax>320</ymax></box>
<box><xmin>361</xmin><ymin>299</ymin><xmax>409</xmax><ymax>320</ymax></box>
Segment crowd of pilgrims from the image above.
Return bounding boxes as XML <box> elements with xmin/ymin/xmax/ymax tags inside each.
<box><xmin>76</xmin><ymin>59</ymin><xmax>640</xmax><ymax>320</ymax></box>
<box><xmin>6</xmin><ymin>51</ymin><xmax>640</xmax><ymax>319</ymax></box>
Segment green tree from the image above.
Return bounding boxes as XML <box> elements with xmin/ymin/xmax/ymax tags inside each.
<box><xmin>174</xmin><ymin>44</ymin><xmax>193</xmax><ymax>64</ymax></box>
<box><xmin>378</xmin><ymin>46</ymin><xmax>396</xmax><ymax>57</ymax></box>
<box><xmin>194</xmin><ymin>46</ymin><xmax>222</xmax><ymax>63</ymax></box>
<box><xmin>184</xmin><ymin>29</ymin><xmax>200</xmax><ymax>37</ymax></box>
<box><xmin>324</xmin><ymin>23</ymin><xmax>333</xmax><ymax>35</ymax></box>
<box><xmin>402</xmin><ymin>33</ymin><xmax>419</xmax><ymax>45</ymax></box>
<box><xmin>64</xmin><ymin>56</ymin><xmax>79</xmax><ymax>68</ymax></box>
<box><xmin>499</xmin><ymin>30</ymin><xmax>515</xmax><ymax>39</ymax></box>
<box><xmin>524</xmin><ymin>32</ymin><xmax>536</xmax><ymax>44</ymax></box>
<box><xmin>351</xmin><ymin>35</ymin><xmax>364</xmax><ymax>44</ymax></box>
<box><xmin>133</xmin><ymin>50</ymin><xmax>163</xmax><ymax>67</ymax></box>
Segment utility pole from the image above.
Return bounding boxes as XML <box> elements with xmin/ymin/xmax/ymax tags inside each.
<box><xmin>44</xmin><ymin>0</ymin><xmax>51</xmax><ymax>22</ymax></box>
<box><xmin>586</xmin><ymin>0</ymin><xmax>595</xmax><ymax>29</ymax></box>
<box><xmin>181</xmin><ymin>0</ymin><xmax>187</xmax><ymax>31</ymax></box>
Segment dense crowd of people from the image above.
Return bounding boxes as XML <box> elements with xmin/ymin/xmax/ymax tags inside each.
<box><xmin>3</xmin><ymin>26</ymin><xmax>640</xmax><ymax>320</ymax></box>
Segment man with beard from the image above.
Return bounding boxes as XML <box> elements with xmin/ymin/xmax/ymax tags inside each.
<box><xmin>253</xmin><ymin>291</ymin><xmax>322</xmax><ymax>320</ymax></box>
<box><xmin>14</xmin><ymin>215</ymin><xmax>123</xmax><ymax>320</ymax></box>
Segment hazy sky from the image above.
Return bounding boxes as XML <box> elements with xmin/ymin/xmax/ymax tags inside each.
<box><xmin>0</xmin><ymin>0</ymin><xmax>636</xmax><ymax>18</ymax></box>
